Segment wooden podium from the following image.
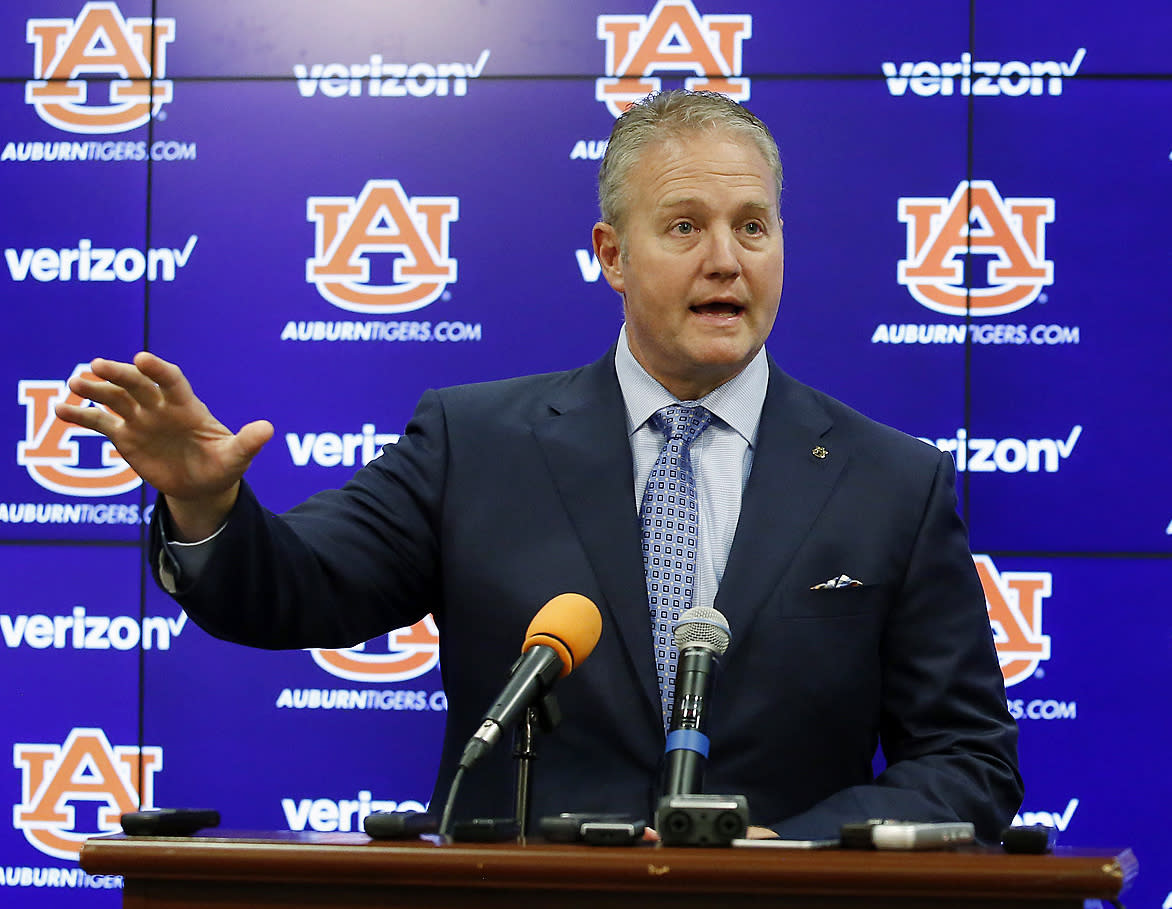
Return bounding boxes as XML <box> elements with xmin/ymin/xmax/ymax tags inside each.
<box><xmin>80</xmin><ymin>831</ymin><xmax>1136</xmax><ymax>909</ymax></box>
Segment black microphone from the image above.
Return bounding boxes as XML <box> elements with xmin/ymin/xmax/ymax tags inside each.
<box><xmin>459</xmin><ymin>593</ymin><xmax>602</xmax><ymax>770</ymax></box>
<box><xmin>661</xmin><ymin>606</ymin><xmax>731</xmax><ymax>797</ymax></box>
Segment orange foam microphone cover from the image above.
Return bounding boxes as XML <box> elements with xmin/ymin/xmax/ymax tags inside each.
<box><xmin>520</xmin><ymin>593</ymin><xmax>602</xmax><ymax>678</ymax></box>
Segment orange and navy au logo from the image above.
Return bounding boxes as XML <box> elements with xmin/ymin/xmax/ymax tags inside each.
<box><xmin>898</xmin><ymin>180</ymin><xmax>1055</xmax><ymax>317</ymax></box>
<box><xmin>596</xmin><ymin>0</ymin><xmax>752</xmax><ymax>118</ymax></box>
<box><xmin>311</xmin><ymin>615</ymin><xmax>440</xmax><ymax>682</ymax></box>
<box><xmin>13</xmin><ymin>728</ymin><xmax>162</xmax><ymax>860</ymax></box>
<box><xmin>25</xmin><ymin>2</ymin><xmax>175</xmax><ymax>134</ymax></box>
<box><xmin>975</xmin><ymin>555</ymin><xmax>1052</xmax><ymax>688</ymax></box>
<box><xmin>18</xmin><ymin>364</ymin><xmax>142</xmax><ymax>497</ymax></box>
<box><xmin>306</xmin><ymin>180</ymin><xmax>459</xmax><ymax>315</ymax></box>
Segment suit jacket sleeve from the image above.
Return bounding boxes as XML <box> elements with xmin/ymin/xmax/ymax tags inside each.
<box><xmin>766</xmin><ymin>448</ymin><xmax>1022</xmax><ymax>842</ymax></box>
<box><xmin>150</xmin><ymin>388</ymin><xmax>452</xmax><ymax>650</ymax></box>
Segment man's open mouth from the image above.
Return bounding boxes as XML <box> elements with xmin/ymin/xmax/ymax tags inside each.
<box><xmin>691</xmin><ymin>301</ymin><xmax>744</xmax><ymax>316</ymax></box>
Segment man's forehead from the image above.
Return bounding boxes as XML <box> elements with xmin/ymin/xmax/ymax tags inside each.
<box><xmin>656</xmin><ymin>194</ymin><xmax>775</xmax><ymax>212</ymax></box>
<box><xmin>643</xmin><ymin>130</ymin><xmax>765</xmax><ymax>167</ymax></box>
<box><xmin>637</xmin><ymin>132</ymin><xmax>776</xmax><ymax>192</ymax></box>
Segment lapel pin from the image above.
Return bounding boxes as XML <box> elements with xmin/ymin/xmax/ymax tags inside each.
<box><xmin>812</xmin><ymin>446</ymin><xmax>828</xmax><ymax>460</ymax></box>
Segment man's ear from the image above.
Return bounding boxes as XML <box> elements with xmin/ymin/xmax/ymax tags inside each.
<box><xmin>592</xmin><ymin>221</ymin><xmax>625</xmax><ymax>294</ymax></box>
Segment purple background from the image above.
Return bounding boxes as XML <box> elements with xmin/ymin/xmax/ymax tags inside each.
<box><xmin>1</xmin><ymin>2</ymin><xmax>1168</xmax><ymax>907</ymax></box>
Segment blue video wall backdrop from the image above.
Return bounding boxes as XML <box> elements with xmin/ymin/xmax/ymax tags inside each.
<box><xmin>1</xmin><ymin>1</ymin><xmax>1169</xmax><ymax>905</ymax></box>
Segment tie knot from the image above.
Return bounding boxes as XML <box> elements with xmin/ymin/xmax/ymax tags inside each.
<box><xmin>651</xmin><ymin>404</ymin><xmax>712</xmax><ymax>446</ymax></box>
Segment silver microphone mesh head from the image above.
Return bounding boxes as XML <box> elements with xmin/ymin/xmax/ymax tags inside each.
<box><xmin>673</xmin><ymin>606</ymin><xmax>731</xmax><ymax>654</ymax></box>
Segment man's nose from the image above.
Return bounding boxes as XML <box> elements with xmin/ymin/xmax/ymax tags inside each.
<box><xmin>703</xmin><ymin>228</ymin><xmax>742</xmax><ymax>277</ymax></box>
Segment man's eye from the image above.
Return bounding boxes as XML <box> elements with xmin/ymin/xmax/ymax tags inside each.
<box><xmin>743</xmin><ymin>221</ymin><xmax>763</xmax><ymax>235</ymax></box>
<box><xmin>673</xmin><ymin>221</ymin><xmax>695</xmax><ymax>234</ymax></box>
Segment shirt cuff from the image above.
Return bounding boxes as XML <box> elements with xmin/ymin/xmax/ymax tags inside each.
<box><xmin>157</xmin><ymin>520</ymin><xmax>227</xmax><ymax>592</ymax></box>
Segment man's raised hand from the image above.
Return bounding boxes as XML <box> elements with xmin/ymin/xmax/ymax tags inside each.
<box><xmin>54</xmin><ymin>352</ymin><xmax>273</xmax><ymax>541</ymax></box>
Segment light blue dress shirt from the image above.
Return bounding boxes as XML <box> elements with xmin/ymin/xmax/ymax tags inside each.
<box><xmin>614</xmin><ymin>326</ymin><xmax>769</xmax><ymax>612</ymax></box>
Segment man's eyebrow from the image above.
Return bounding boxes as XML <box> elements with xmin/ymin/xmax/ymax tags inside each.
<box><xmin>656</xmin><ymin>195</ymin><xmax>705</xmax><ymax>211</ymax></box>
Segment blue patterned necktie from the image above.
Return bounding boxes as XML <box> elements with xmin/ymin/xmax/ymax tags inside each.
<box><xmin>640</xmin><ymin>404</ymin><xmax>713</xmax><ymax>728</ymax></box>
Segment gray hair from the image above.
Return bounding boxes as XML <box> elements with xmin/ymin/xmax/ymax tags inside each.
<box><xmin>597</xmin><ymin>90</ymin><xmax>783</xmax><ymax>235</ymax></box>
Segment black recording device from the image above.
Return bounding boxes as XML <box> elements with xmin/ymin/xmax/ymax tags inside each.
<box><xmin>540</xmin><ymin>812</ymin><xmax>631</xmax><ymax>842</ymax></box>
<box><xmin>841</xmin><ymin>819</ymin><xmax>885</xmax><ymax>849</ymax></box>
<box><xmin>655</xmin><ymin>794</ymin><xmax>748</xmax><ymax>847</ymax></box>
<box><xmin>120</xmin><ymin>808</ymin><xmax>220</xmax><ymax>837</ymax></box>
<box><xmin>1002</xmin><ymin>823</ymin><xmax>1057</xmax><ymax>854</ymax></box>
<box><xmin>539</xmin><ymin>813</ymin><xmax>645</xmax><ymax>845</ymax></box>
<box><xmin>842</xmin><ymin>818</ymin><xmax>976</xmax><ymax>850</ymax></box>
<box><xmin>450</xmin><ymin>817</ymin><xmax>520</xmax><ymax>842</ymax></box>
<box><xmin>581</xmin><ymin>819</ymin><xmax>645</xmax><ymax>846</ymax></box>
<box><xmin>363</xmin><ymin>810</ymin><xmax>439</xmax><ymax>839</ymax></box>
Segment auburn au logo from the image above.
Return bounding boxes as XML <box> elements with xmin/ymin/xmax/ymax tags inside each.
<box><xmin>306</xmin><ymin>180</ymin><xmax>459</xmax><ymax>314</ymax></box>
<box><xmin>18</xmin><ymin>364</ymin><xmax>142</xmax><ymax>497</ymax></box>
<box><xmin>596</xmin><ymin>0</ymin><xmax>752</xmax><ymax>118</ymax></box>
<box><xmin>975</xmin><ymin>554</ymin><xmax>1052</xmax><ymax>688</ymax></box>
<box><xmin>898</xmin><ymin>180</ymin><xmax>1054</xmax><ymax>317</ymax></box>
<box><xmin>311</xmin><ymin>615</ymin><xmax>440</xmax><ymax>682</ymax></box>
<box><xmin>14</xmin><ymin>728</ymin><xmax>162</xmax><ymax>860</ymax></box>
<box><xmin>26</xmin><ymin>2</ymin><xmax>175</xmax><ymax>134</ymax></box>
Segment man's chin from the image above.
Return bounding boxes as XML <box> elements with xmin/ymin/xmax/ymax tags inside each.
<box><xmin>688</xmin><ymin>340</ymin><xmax>763</xmax><ymax>373</ymax></box>
<box><xmin>668</xmin><ymin>349</ymin><xmax>761</xmax><ymax>397</ymax></box>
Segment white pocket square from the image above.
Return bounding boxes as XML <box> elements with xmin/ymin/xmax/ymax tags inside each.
<box><xmin>810</xmin><ymin>574</ymin><xmax>864</xmax><ymax>590</ymax></box>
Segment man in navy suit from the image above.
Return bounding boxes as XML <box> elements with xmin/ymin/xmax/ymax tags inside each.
<box><xmin>58</xmin><ymin>91</ymin><xmax>1021</xmax><ymax>840</ymax></box>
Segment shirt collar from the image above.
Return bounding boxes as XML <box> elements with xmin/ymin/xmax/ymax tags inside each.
<box><xmin>614</xmin><ymin>325</ymin><xmax>769</xmax><ymax>446</ymax></box>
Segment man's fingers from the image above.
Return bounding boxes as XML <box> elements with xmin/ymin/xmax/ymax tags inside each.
<box><xmin>133</xmin><ymin>351</ymin><xmax>196</xmax><ymax>402</ymax></box>
<box><xmin>236</xmin><ymin>420</ymin><xmax>275</xmax><ymax>460</ymax></box>
<box><xmin>87</xmin><ymin>356</ymin><xmax>165</xmax><ymax>409</ymax></box>
<box><xmin>54</xmin><ymin>401</ymin><xmax>118</xmax><ymax>437</ymax></box>
<box><xmin>66</xmin><ymin>373</ymin><xmax>139</xmax><ymax>418</ymax></box>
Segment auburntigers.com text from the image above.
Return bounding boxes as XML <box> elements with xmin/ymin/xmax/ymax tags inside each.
<box><xmin>276</xmin><ymin>688</ymin><xmax>447</xmax><ymax>711</ymax></box>
<box><xmin>279</xmin><ymin>320</ymin><xmax>481</xmax><ymax>343</ymax></box>
<box><xmin>1</xmin><ymin>141</ymin><xmax>196</xmax><ymax>163</ymax></box>
<box><xmin>0</xmin><ymin>867</ymin><xmax>121</xmax><ymax>889</ymax></box>
<box><xmin>0</xmin><ymin>502</ymin><xmax>149</xmax><ymax>525</ymax></box>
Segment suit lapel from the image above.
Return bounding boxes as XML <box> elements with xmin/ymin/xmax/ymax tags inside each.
<box><xmin>531</xmin><ymin>354</ymin><xmax>851</xmax><ymax>718</ymax></box>
<box><xmin>715</xmin><ymin>362</ymin><xmax>846</xmax><ymax>662</ymax></box>
<box><xmin>533</xmin><ymin>352</ymin><xmax>662</xmax><ymax>722</ymax></box>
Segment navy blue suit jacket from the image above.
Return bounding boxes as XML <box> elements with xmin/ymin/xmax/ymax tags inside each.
<box><xmin>155</xmin><ymin>350</ymin><xmax>1022</xmax><ymax>839</ymax></box>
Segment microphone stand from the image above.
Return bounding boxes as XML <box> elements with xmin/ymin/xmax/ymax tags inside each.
<box><xmin>512</xmin><ymin>692</ymin><xmax>560</xmax><ymax>838</ymax></box>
